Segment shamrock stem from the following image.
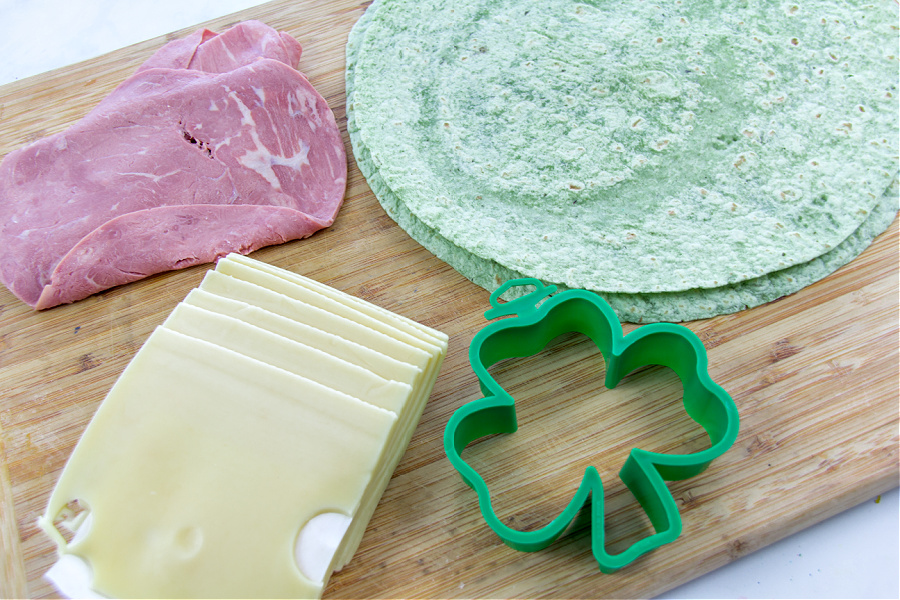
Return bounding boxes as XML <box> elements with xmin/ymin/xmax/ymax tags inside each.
<box><xmin>485</xmin><ymin>278</ymin><xmax>558</xmax><ymax>320</ymax></box>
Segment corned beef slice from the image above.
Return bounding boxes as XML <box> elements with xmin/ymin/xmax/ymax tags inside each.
<box><xmin>38</xmin><ymin>205</ymin><xmax>322</xmax><ymax>310</ymax></box>
<box><xmin>137</xmin><ymin>20</ymin><xmax>302</xmax><ymax>73</ymax></box>
<box><xmin>0</xmin><ymin>21</ymin><xmax>346</xmax><ymax>309</ymax></box>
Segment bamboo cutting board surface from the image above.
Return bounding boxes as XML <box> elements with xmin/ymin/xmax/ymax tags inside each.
<box><xmin>0</xmin><ymin>1</ymin><xmax>897</xmax><ymax>597</ymax></box>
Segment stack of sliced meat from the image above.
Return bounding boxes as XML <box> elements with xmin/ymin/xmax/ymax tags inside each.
<box><xmin>0</xmin><ymin>20</ymin><xmax>346</xmax><ymax>309</ymax></box>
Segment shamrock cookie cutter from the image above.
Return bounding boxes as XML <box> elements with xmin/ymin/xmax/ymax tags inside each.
<box><xmin>444</xmin><ymin>279</ymin><xmax>739</xmax><ymax>572</ymax></box>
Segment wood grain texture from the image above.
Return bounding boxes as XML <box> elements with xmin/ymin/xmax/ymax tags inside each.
<box><xmin>0</xmin><ymin>0</ymin><xmax>897</xmax><ymax>597</ymax></box>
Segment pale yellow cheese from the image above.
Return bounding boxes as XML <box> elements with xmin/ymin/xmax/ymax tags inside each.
<box><xmin>182</xmin><ymin>288</ymin><xmax>422</xmax><ymax>388</ymax></box>
<box><xmin>196</xmin><ymin>269</ymin><xmax>447</xmax><ymax>571</ymax></box>
<box><xmin>199</xmin><ymin>270</ymin><xmax>432</xmax><ymax>370</ymax></box>
<box><xmin>222</xmin><ymin>254</ymin><xmax>444</xmax><ymax>344</ymax></box>
<box><xmin>162</xmin><ymin>303</ymin><xmax>412</xmax><ymax>415</ymax></box>
<box><xmin>213</xmin><ymin>258</ymin><xmax>448</xmax><ymax>427</ymax></box>
<box><xmin>198</xmin><ymin>268</ymin><xmax>446</xmax><ymax>442</ymax></box>
<box><xmin>219</xmin><ymin>254</ymin><xmax>446</xmax><ymax>348</ymax></box>
<box><xmin>208</xmin><ymin>261</ymin><xmax>449</xmax><ymax>569</ymax></box>
<box><xmin>39</xmin><ymin>327</ymin><xmax>396</xmax><ymax>599</ymax></box>
<box><xmin>42</xmin><ymin>257</ymin><xmax>448</xmax><ymax>598</ymax></box>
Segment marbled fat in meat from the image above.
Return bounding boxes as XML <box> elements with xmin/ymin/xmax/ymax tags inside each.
<box><xmin>0</xmin><ymin>21</ymin><xmax>346</xmax><ymax>309</ymax></box>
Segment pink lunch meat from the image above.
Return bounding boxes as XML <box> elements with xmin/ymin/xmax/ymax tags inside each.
<box><xmin>136</xmin><ymin>20</ymin><xmax>302</xmax><ymax>74</ymax></box>
<box><xmin>0</xmin><ymin>21</ymin><xmax>346</xmax><ymax>309</ymax></box>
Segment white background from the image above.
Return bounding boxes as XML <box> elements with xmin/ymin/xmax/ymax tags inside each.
<box><xmin>0</xmin><ymin>1</ymin><xmax>897</xmax><ymax>598</ymax></box>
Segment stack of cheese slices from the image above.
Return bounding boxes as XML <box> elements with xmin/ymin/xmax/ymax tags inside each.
<box><xmin>40</xmin><ymin>254</ymin><xmax>448</xmax><ymax>599</ymax></box>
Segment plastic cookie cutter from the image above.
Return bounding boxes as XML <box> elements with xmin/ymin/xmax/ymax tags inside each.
<box><xmin>444</xmin><ymin>278</ymin><xmax>740</xmax><ymax>573</ymax></box>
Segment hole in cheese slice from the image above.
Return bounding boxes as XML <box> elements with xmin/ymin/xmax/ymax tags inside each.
<box><xmin>294</xmin><ymin>512</ymin><xmax>353</xmax><ymax>583</ymax></box>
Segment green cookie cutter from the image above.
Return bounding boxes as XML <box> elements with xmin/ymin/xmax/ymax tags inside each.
<box><xmin>444</xmin><ymin>279</ymin><xmax>739</xmax><ymax>573</ymax></box>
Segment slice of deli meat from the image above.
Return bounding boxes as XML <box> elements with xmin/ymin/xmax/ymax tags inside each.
<box><xmin>137</xmin><ymin>20</ymin><xmax>302</xmax><ymax>74</ymax></box>
<box><xmin>35</xmin><ymin>205</ymin><xmax>325</xmax><ymax>312</ymax></box>
<box><xmin>0</xmin><ymin>22</ymin><xmax>345</xmax><ymax>309</ymax></box>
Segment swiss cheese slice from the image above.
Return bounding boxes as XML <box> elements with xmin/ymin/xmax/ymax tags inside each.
<box><xmin>198</xmin><ymin>263</ymin><xmax>448</xmax><ymax>570</ymax></box>
<box><xmin>40</xmin><ymin>328</ymin><xmax>397</xmax><ymax>599</ymax></box>
<box><xmin>218</xmin><ymin>254</ymin><xmax>446</xmax><ymax>346</ymax></box>
<box><xmin>182</xmin><ymin>288</ymin><xmax>423</xmax><ymax>387</ymax></box>
<box><xmin>192</xmin><ymin>267</ymin><xmax>448</xmax><ymax>570</ymax></box>
<box><xmin>162</xmin><ymin>303</ymin><xmax>413</xmax><ymax>414</ymax></box>
<box><xmin>199</xmin><ymin>270</ymin><xmax>433</xmax><ymax>370</ymax></box>
<box><xmin>40</xmin><ymin>255</ymin><xmax>448</xmax><ymax>599</ymax></box>
<box><xmin>215</xmin><ymin>256</ymin><xmax>448</xmax><ymax>565</ymax></box>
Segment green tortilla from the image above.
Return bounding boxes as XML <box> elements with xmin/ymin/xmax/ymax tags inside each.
<box><xmin>347</xmin><ymin>0</ymin><xmax>899</xmax><ymax>321</ymax></box>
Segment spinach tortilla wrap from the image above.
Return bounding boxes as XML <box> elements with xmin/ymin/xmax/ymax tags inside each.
<box><xmin>346</xmin><ymin>0</ymin><xmax>899</xmax><ymax>322</ymax></box>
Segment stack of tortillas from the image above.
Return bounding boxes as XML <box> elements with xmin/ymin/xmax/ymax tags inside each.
<box><xmin>346</xmin><ymin>0</ymin><xmax>899</xmax><ymax>322</ymax></box>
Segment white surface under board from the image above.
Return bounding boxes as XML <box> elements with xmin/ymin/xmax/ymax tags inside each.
<box><xmin>0</xmin><ymin>1</ymin><xmax>897</xmax><ymax>598</ymax></box>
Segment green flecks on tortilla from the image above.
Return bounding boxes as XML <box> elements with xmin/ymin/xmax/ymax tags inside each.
<box><xmin>347</xmin><ymin>0</ymin><xmax>899</xmax><ymax>321</ymax></box>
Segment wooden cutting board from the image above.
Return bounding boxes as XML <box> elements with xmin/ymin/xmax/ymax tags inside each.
<box><xmin>0</xmin><ymin>0</ymin><xmax>897</xmax><ymax>597</ymax></box>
